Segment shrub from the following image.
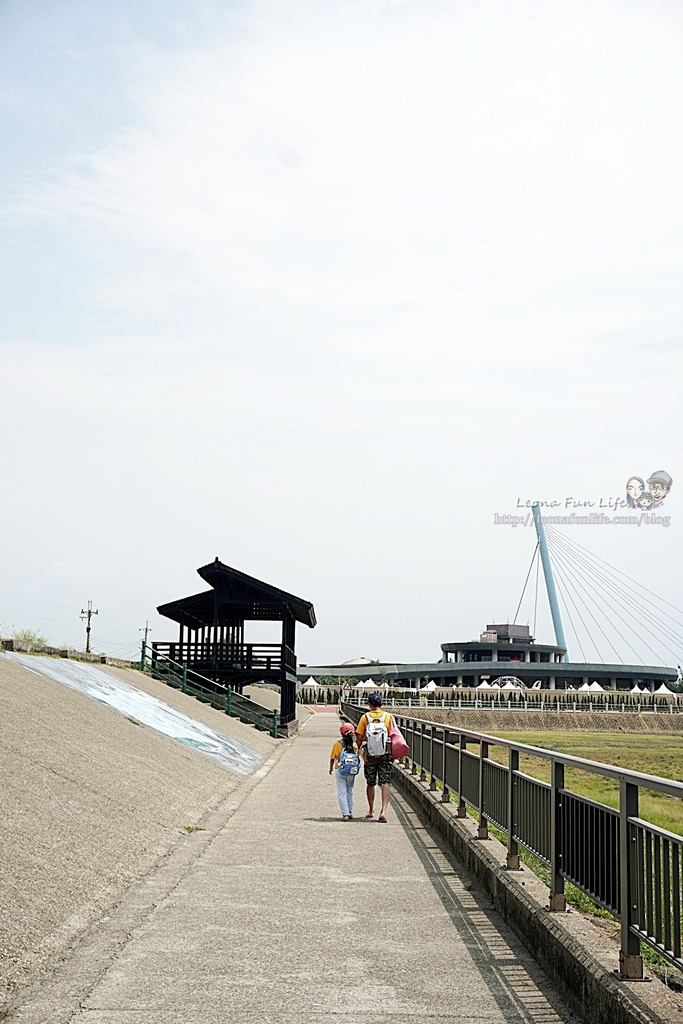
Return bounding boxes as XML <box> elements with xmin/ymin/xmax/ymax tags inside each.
<box><xmin>13</xmin><ymin>628</ymin><xmax>49</xmax><ymax>646</ymax></box>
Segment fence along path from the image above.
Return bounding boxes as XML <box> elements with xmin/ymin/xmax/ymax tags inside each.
<box><xmin>10</xmin><ymin>713</ymin><xmax>582</xmax><ymax>1024</ymax></box>
<box><xmin>341</xmin><ymin>704</ymin><xmax>683</xmax><ymax>982</ymax></box>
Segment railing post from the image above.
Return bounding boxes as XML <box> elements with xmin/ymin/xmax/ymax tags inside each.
<box><xmin>182</xmin><ymin>664</ymin><xmax>187</xmax><ymax>693</ymax></box>
<box><xmin>226</xmin><ymin>687</ymin><xmax>232</xmax><ymax>717</ymax></box>
<box><xmin>140</xmin><ymin>640</ymin><xmax>147</xmax><ymax>670</ymax></box>
<box><xmin>619</xmin><ymin>780</ymin><xmax>643</xmax><ymax>979</ymax></box>
<box><xmin>429</xmin><ymin>727</ymin><xmax>438</xmax><ymax>791</ymax></box>
<box><xmin>419</xmin><ymin>722</ymin><xmax>428</xmax><ymax>781</ymax></box>
<box><xmin>507</xmin><ymin>748</ymin><xmax>520</xmax><ymax>869</ymax></box>
<box><xmin>457</xmin><ymin>735</ymin><xmax>467</xmax><ymax>817</ymax></box>
<box><xmin>477</xmin><ymin>740</ymin><xmax>489</xmax><ymax>839</ymax></box>
<box><xmin>549</xmin><ymin>760</ymin><xmax>566</xmax><ymax>911</ymax></box>
<box><xmin>441</xmin><ymin>729</ymin><xmax>451</xmax><ymax>803</ymax></box>
<box><xmin>272</xmin><ymin>710</ymin><xmax>279</xmax><ymax>739</ymax></box>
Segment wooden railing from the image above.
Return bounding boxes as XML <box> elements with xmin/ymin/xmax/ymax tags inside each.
<box><xmin>151</xmin><ymin>641</ymin><xmax>296</xmax><ymax>676</ymax></box>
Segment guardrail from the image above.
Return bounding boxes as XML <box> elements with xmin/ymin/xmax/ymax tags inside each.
<box><xmin>342</xmin><ymin>693</ymin><xmax>682</xmax><ymax>714</ymax></box>
<box><xmin>342</xmin><ymin>702</ymin><xmax>683</xmax><ymax>979</ymax></box>
<box><xmin>140</xmin><ymin>644</ymin><xmax>280</xmax><ymax>737</ymax></box>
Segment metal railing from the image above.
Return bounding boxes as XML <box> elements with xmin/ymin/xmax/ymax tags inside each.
<box><xmin>341</xmin><ymin>703</ymin><xmax>683</xmax><ymax>979</ymax></box>
<box><xmin>140</xmin><ymin>644</ymin><xmax>280</xmax><ymax>737</ymax></box>
<box><xmin>153</xmin><ymin>641</ymin><xmax>296</xmax><ymax>676</ymax></box>
<box><xmin>342</xmin><ymin>692</ymin><xmax>682</xmax><ymax>714</ymax></box>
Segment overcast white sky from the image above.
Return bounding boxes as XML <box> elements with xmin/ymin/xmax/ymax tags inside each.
<box><xmin>1</xmin><ymin>0</ymin><xmax>682</xmax><ymax>666</ymax></box>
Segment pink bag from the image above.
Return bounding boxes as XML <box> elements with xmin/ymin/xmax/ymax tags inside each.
<box><xmin>389</xmin><ymin>720</ymin><xmax>410</xmax><ymax>760</ymax></box>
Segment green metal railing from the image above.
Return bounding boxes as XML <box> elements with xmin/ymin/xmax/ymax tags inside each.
<box><xmin>342</xmin><ymin>702</ymin><xmax>683</xmax><ymax>980</ymax></box>
<box><xmin>139</xmin><ymin>642</ymin><xmax>280</xmax><ymax>738</ymax></box>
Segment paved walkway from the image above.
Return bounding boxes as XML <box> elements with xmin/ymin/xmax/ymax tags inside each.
<box><xmin>12</xmin><ymin>713</ymin><xmax>582</xmax><ymax>1024</ymax></box>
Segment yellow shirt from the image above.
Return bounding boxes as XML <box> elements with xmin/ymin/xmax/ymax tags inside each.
<box><xmin>329</xmin><ymin>739</ymin><xmax>359</xmax><ymax>769</ymax></box>
<box><xmin>356</xmin><ymin>710</ymin><xmax>394</xmax><ymax>760</ymax></box>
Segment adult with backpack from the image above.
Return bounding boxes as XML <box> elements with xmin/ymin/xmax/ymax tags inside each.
<box><xmin>355</xmin><ymin>691</ymin><xmax>395</xmax><ymax>823</ymax></box>
<box><xmin>329</xmin><ymin>722</ymin><xmax>361</xmax><ymax>821</ymax></box>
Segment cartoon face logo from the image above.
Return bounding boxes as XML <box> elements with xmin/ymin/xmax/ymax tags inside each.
<box><xmin>647</xmin><ymin>471</ymin><xmax>673</xmax><ymax>506</ymax></box>
<box><xmin>626</xmin><ymin>476</ymin><xmax>645</xmax><ymax>508</ymax></box>
<box><xmin>627</xmin><ymin>471</ymin><xmax>672</xmax><ymax>509</ymax></box>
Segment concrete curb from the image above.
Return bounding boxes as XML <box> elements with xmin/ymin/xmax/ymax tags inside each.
<box><xmin>393</xmin><ymin>763</ymin><xmax>667</xmax><ymax>1024</ymax></box>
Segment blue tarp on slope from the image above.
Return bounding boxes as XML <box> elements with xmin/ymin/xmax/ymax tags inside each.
<box><xmin>3</xmin><ymin>653</ymin><xmax>263</xmax><ymax>775</ymax></box>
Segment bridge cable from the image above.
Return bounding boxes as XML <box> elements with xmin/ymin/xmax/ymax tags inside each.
<box><xmin>546</xmin><ymin>527</ymin><xmax>683</xmax><ymax>629</ymax></box>
<box><xmin>549</xmin><ymin>543</ymin><xmax>648</xmax><ymax>663</ymax></box>
<box><xmin>547</xmin><ymin>529</ymin><xmax>683</xmax><ymax>650</ymax></box>
<box><xmin>547</xmin><ymin>535</ymin><xmax>682</xmax><ymax>665</ymax></box>
<box><xmin>513</xmin><ymin>542</ymin><xmax>539</xmax><ymax>625</ymax></box>
<box><xmin>548</xmin><ymin>531</ymin><xmax>683</xmax><ymax>657</ymax></box>
<box><xmin>546</xmin><ymin>544</ymin><xmax>629</xmax><ymax>662</ymax></box>
<box><xmin>547</xmin><ymin>530</ymin><xmax>683</xmax><ymax>664</ymax></box>
<box><xmin>533</xmin><ymin>546</ymin><xmax>540</xmax><ymax>638</ymax></box>
<box><xmin>548</xmin><ymin>556</ymin><xmax>590</xmax><ymax>662</ymax></box>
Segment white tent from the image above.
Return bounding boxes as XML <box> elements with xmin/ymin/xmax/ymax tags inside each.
<box><xmin>655</xmin><ymin>683</ymin><xmax>675</xmax><ymax>697</ymax></box>
<box><xmin>489</xmin><ymin>682</ymin><xmax>500</xmax><ymax>690</ymax></box>
<box><xmin>302</xmin><ymin>676</ymin><xmax>319</xmax><ymax>687</ymax></box>
<box><xmin>630</xmin><ymin>684</ymin><xmax>643</xmax><ymax>694</ymax></box>
<box><xmin>354</xmin><ymin>680</ymin><xmax>377</xmax><ymax>689</ymax></box>
<box><xmin>476</xmin><ymin>680</ymin><xmax>492</xmax><ymax>690</ymax></box>
<box><xmin>380</xmin><ymin>681</ymin><xmax>390</xmax><ymax>690</ymax></box>
<box><xmin>497</xmin><ymin>676</ymin><xmax>524</xmax><ymax>690</ymax></box>
<box><xmin>419</xmin><ymin>680</ymin><xmax>437</xmax><ymax>692</ymax></box>
<box><xmin>578</xmin><ymin>682</ymin><xmax>590</xmax><ymax>691</ymax></box>
<box><xmin>589</xmin><ymin>681</ymin><xmax>605</xmax><ymax>692</ymax></box>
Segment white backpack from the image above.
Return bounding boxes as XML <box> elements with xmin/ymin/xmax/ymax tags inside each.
<box><xmin>365</xmin><ymin>712</ymin><xmax>390</xmax><ymax>760</ymax></box>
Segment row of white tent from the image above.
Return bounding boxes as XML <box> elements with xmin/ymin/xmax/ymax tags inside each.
<box><xmin>301</xmin><ymin>677</ymin><xmax>436</xmax><ymax>692</ymax></box>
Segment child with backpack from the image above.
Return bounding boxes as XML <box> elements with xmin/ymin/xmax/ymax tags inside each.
<box><xmin>329</xmin><ymin>722</ymin><xmax>361</xmax><ymax>821</ymax></box>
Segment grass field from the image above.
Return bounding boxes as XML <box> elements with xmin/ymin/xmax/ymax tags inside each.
<box><xmin>487</xmin><ymin>731</ymin><xmax>683</xmax><ymax>836</ymax></box>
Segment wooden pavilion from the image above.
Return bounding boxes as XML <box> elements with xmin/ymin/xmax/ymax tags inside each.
<box><xmin>153</xmin><ymin>558</ymin><xmax>316</xmax><ymax>727</ymax></box>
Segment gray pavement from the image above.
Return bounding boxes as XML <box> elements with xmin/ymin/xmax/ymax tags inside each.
<box><xmin>10</xmin><ymin>712</ymin><xmax>582</xmax><ymax>1023</ymax></box>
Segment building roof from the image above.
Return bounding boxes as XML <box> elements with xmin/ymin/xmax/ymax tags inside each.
<box><xmin>157</xmin><ymin>558</ymin><xmax>316</xmax><ymax>629</ymax></box>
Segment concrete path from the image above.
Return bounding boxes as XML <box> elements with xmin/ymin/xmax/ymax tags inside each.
<box><xmin>11</xmin><ymin>713</ymin><xmax>582</xmax><ymax>1024</ymax></box>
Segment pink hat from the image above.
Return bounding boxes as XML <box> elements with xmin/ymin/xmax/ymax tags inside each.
<box><xmin>339</xmin><ymin>722</ymin><xmax>354</xmax><ymax>735</ymax></box>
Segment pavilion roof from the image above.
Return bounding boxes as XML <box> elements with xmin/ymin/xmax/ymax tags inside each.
<box><xmin>157</xmin><ymin>558</ymin><xmax>316</xmax><ymax>629</ymax></box>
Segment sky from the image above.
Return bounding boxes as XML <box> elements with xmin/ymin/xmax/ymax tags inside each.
<box><xmin>1</xmin><ymin>0</ymin><xmax>682</xmax><ymax>667</ymax></box>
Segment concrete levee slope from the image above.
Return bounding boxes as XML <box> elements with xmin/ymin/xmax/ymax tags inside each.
<box><xmin>0</xmin><ymin>655</ymin><xmax>277</xmax><ymax>1005</ymax></box>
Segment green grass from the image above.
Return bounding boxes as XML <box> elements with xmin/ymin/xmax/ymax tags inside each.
<box><xmin>486</xmin><ymin>732</ymin><xmax>683</xmax><ymax>836</ymax></box>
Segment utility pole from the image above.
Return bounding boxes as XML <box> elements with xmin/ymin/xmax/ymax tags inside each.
<box><xmin>139</xmin><ymin>620</ymin><xmax>152</xmax><ymax>669</ymax></box>
<box><xmin>80</xmin><ymin>600</ymin><xmax>98</xmax><ymax>654</ymax></box>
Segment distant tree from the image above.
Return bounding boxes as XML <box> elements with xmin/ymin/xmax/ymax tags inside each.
<box><xmin>13</xmin><ymin>628</ymin><xmax>49</xmax><ymax>646</ymax></box>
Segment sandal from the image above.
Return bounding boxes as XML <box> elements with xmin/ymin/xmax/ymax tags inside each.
<box><xmin>364</xmin><ymin>812</ymin><xmax>374</xmax><ymax>819</ymax></box>
<box><xmin>378</xmin><ymin>815</ymin><xmax>388</xmax><ymax>823</ymax></box>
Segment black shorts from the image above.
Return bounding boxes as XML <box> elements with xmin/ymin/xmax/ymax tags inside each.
<box><xmin>364</xmin><ymin>760</ymin><xmax>394</xmax><ymax>786</ymax></box>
